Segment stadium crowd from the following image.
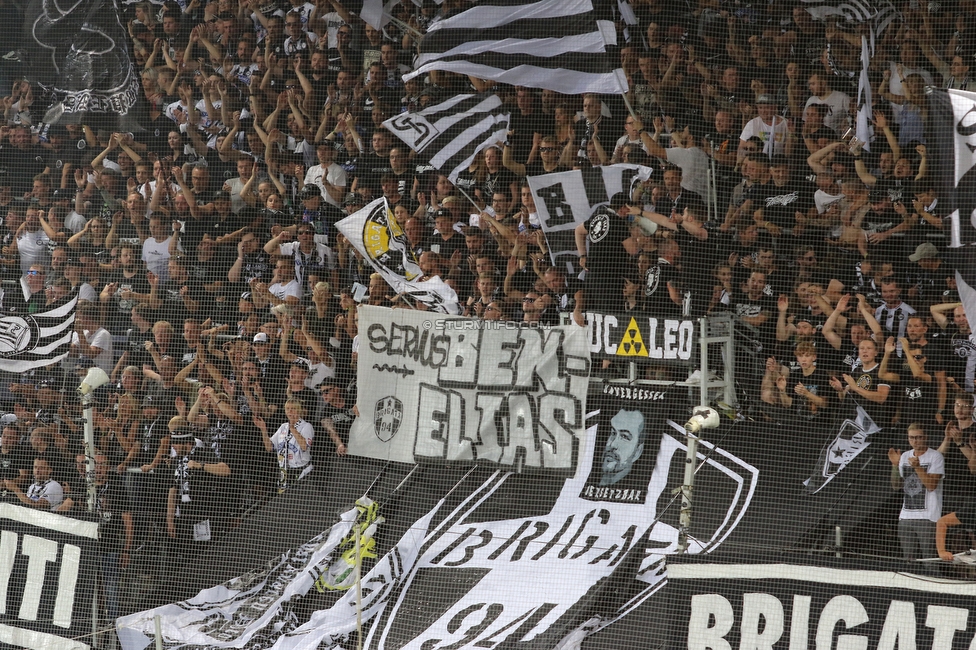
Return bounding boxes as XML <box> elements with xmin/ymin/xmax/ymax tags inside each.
<box><xmin>0</xmin><ymin>0</ymin><xmax>974</xmax><ymax>616</ymax></box>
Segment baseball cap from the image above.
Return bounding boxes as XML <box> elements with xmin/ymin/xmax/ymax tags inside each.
<box><xmin>300</xmin><ymin>184</ymin><xmax>322</xmax><ymax>200</ymax></box>
<box><xmin>343</xmin><ymin>192</ymin><xmax>364</xmax><ymax>207</ymax></box>
<box><xmin>756</xmin><ymin>94</ymin><xmax>777</xmax><ymax>105</ymax></box>
<box><xmin>609</xmin><ymin>191</ymin><xmax>631</xmax><ymax>210</ymax></box>
<box><xmin>253</xmin><ymin>332</ymin><xmax>270</xmax><ymax>343</ymax></box>
<box><xmin>909</xmin><ymin>242</ymin><xmax>940</xmax><ymax>262</ymax></box>
<box><xmin>212</xmin><ymin>190</ymin><xmax>231</xmax><ymax>201</ymax></box>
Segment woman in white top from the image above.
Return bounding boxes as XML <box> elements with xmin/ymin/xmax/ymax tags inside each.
<box><xmin>254</xmin><ymin>399</ymin><xmax>314</xmax><ymax>493</ymax></box>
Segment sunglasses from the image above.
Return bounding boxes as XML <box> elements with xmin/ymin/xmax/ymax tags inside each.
<box><xmin>539</xmin><ymin>147</ymin><xmax>557</xmax><ymax>153</ymax></box>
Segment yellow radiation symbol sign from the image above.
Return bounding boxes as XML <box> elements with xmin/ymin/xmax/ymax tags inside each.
<box><xmin>616</xmin><ymin>317</ymin><xmax>648</xmax><ymax>357</ymax></box>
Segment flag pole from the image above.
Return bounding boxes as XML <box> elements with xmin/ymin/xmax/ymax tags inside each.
<box><xmin>613</xmin><ymin>68</ymin><xmax>639</xmax><ymax>122</ymax></box>
<box><xmin>388</xmin><ymin>15</ymin><xmax>424</xmax><ymax>41</ymax></box>
<box><xmin>455</xmin><ymin>185</ymin><xmax>484</xmax><ymax>214</ymax></box>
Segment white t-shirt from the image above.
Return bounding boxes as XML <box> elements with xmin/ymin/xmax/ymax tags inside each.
<box><xmin>143</xmin><ymin>236</ymin><xmax>178</xmax><ymax>282</ymax></box>
<box><xmin>898</xmin><ymin>447</ymin><xmax>944</xmax><ymax>522</ymax></box>
<box><xmin>64</xmin><ymin>211</ymin><xmax>88</xmax><ymax>233</ymax></box>
<box><xmin>320</xmin><ymin>11</ymin><xmax>346</xmax><ymax>48</ymax></box>
<box><xmin>78</xmin><ymin>282</ymin><xmax>97</xmax><ymax>303</ymax></box>
<box><xmin>268</xmin><ymin>279</ymin><xmax>301</xmax><ymax>309</ymax></box>
<box><xmin>666</xmin><ymin>147</ymin><xmax>709</xmax><ymax>199</ymax></box>
<box><xmin>739</xmin><ymin>116</ymin><xmax>788</xmax><ymax>158</ymax></box>
<box><xmin>804</xmin><ymin>90</ymin><xmax>852</xmax><ymax>134</ymax></box>
<box><xmin>224</xmin><ymin>177</ymin><xmax>247</xmax><ymax>214</ymax></box>
<box><xmin>304</xmin><ymin>163</ymin><xmax>347</xmax><ymax>209</ymax></box>
<box><xmin>85</xmin><ymin>327</ymin><xmax>114</xmax><ymax>373</ymax></box>
<box><xmin>17</xmin><ymin>229</ymin><xmax>51</xmax><ymax>273</ymax></box>
<box><xmin>270</xmin><ymin>419</ymin><xmax>315</xmax><ymax>469</ymax></box>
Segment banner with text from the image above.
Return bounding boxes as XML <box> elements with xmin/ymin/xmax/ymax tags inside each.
<box><xmin>582</xmin><ymin>311</ymin><xmax>696</xmax><ymax>365</ymax></box>
<box><xmin>355</xmin><ymin>384</ymin><xmax>757</xmax><ymax>649</ymax></box>
<box><xmin>527</xmin><ymin>164</ymin><xmax>653</xmax><ymax>268</ymax></box>
<box><xmin>0</xmin><ymin>504</ymin><xmax>98</xmax><ymax>650</ymax></box>
<box><xmin>667</xmin><ymin>558</ymin><xmax>976</xmax><ymax>650</ymax></box>
<box><xmin>349</xmin><ymin>307</ymin><xmax>591</xmax><ymax>473</ymax></box>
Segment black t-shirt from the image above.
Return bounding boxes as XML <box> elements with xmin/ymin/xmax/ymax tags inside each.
<box><xmin>847</xmin><ymin>363</ymin><xmax>890</xmax><ymax>427</ymax></box>
<box><xmin>936</xmin><ymin>329</ymin><xmax>976</xmax><ymax>392</ymax></box>
<box><xmin>897</xmin><ymin>376</ymin><xmax>938</xmax><ymax>427</ymax></box>
<box><xmin>43</xmin><ymin>144</ymin><xmax>83</xmax><ymax>175</ymax></box>
<box><xmin>703</xmin><ymin>131</ymin><xmax>738</xmax><ymax>173</ymax></box>
<box><xmin>742</xmin><ymin>181</ymin><xmax>772</xmax><ymax>218</ymax></box>
<box><xmin>428</xmin><ymin>232</ymin><xmax>466</xmax><ymax>261</ymax></box>
<box><xmin>453</xmin><ymin>169</ymin><xmax>479</xmax><ymax>197</ymax></box>
<box><xmin>355</xmin><ymin>153</ymin><xmax>392</xmax><ymax>192</ymax></box>
<box><xmin>287</xmin><ymin>387</ymin><xmax>320</xmax><ymax>422</ymax></box>
<box><xmin>322</xmin><ymin>402</ymin><xmax>356</xmax><ymax>445</ymax></box>
<box><xmin>237</xmin><ymin>251</ymin><xmax>272</xmax><ymax>288</ymax></box>
<box><xmin>0</xmin><ymin>144</ymin><xmax>47</xmax><ymax>195</ymax></box>
<box><xmin>171</xmin><ymin>445</ymin><xmax>224</xmax><ymax>527</ymax></box>
<box><xmin>733</xmin><ymin>289</ymin><xmax>776</xmax><ymax>335</ymax></box>
<box><xmin>0</xmin><ymin>445</ymin><xmax>29</xmax><ymax>483</ymax></box>
<box><xmin>133</xmin><ymin>416</ymin><xmax>168</xmax><ymax>468</ymax></box>
<box><xmin>790</xmin><ymin>364</ymin><xmax>832</xmax><ymax>419</ymax></box>
<box><xmin>583</xmin><ymin>206</ymin><xmax>631</xmax><ymax>312</ymax></box>
<box><xmin>482</xmin><ymin>168</ymin><xmax>517</xmax><ymax>201</ymax></box>
<box><xmin>509</xmin><ymin>111</ymin><xmax>546</xmax><ymax>164</ymax></box>
<box><xmin>156</xmin><ymin>279</ymin><xmax>202</xmax><ymax>326</ymax></box>
<box><xmin>104</xmin><ymin>270</ymin><xmax>152</xmax><ymax>335</ymax></box>
<box><xmin>643</xmin><ymin>259</ymin><xmax>682</xmax><ymax>317</ymax></box>
<box><xmin>761</xmin><ymin>181</ymin><xmax>813</xmax><ymax>230</ymax></box>
<box><xmin>942</xmin><ymin>441</ymin><xmax>976</xmax><ymax>514</ymax></box>
<box><xmin>94</xmin><ymin>477</ymin><xmax>129</xmax><ymax>553</ymax></box>
<box><xmin>522</xmin><ymin>161</ymin><xmax>569</xmax><ymax>180</ymax></box>
<box><xmin>390</xmin><ymin>169</ymin><xmax>415</xmax><ymax>198</ymax></box>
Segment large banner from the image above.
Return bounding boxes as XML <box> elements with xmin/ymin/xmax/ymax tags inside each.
<box><xmin>116</xmin><ymin>503</ymin><xmax>361</xmax><ymax>650</ymax></box>
<box><xmin>351</xmin><ymin>384</ymin><xmax>756</xmax><ymax>649</ymax></box>
<box><xmin>117</xmin><ymin>383</ymin><xmax>759</xmax><ymax>650</ymax></box>
<box><xmin>581</xmin><ymin>311</ymin><xmax>695</xmax><ymax>365</ymax></box>
<box><xmin>527</xmin><ymin>164</ymin><xmax>653</xmax><ymax>267</ymax></box>
<box><xmin>0</xmin><ymin>503</ymin><xmax>98</xmax><ymax>650</ymax></box>
<box><xmin>667</xmin><ymin>558</ymin><xmax>976</xmax><ymax>649</ymax></box>
<box><xmin>349</xmin><ymin>306</ymin><xmax>591</xmax><ymax>474</ymax></box>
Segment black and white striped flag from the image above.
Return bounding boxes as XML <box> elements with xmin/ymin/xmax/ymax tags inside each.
<box><xmin>0</xmin><ymin>295</ymin><xmax>77</xmax><ymax>373</ymax></box>
<box><xmin>382</xmin><ymin>93</ymin><xmax>509</xmax><ymax>184</ymax></box>
<box><xmin>402</xmin><ymin>0</ymin><xmax>625</xmax><ymax>96</ymax></box>
<box><xmin>800</xmin><ymin>0</ymin><xmax>898</xmax><ymax>31</ymax></box>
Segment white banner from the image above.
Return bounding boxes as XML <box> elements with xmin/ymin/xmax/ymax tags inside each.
<box><xmin>527</xmin><ymin>164</ymin><xmax>653</xmax><ymax>267</ymax></box>
<box><xmin>115</xmin><ymin>504</ymin><xmax>360</xmax><ymax>650</ymax></box>
<box><xmin>348</xmin><ymin>306</ymin><xmax>591</xmax><ymax>473</ymax></box>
